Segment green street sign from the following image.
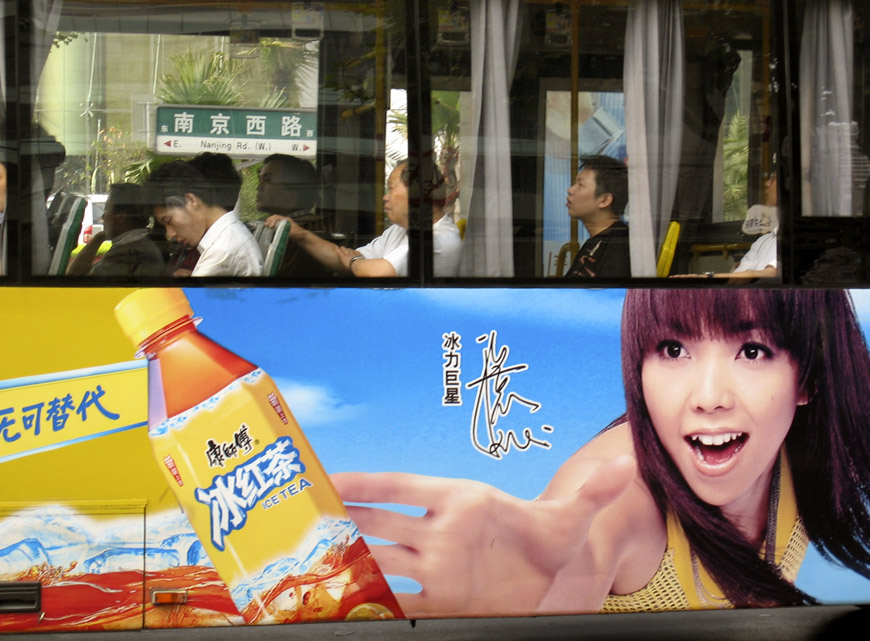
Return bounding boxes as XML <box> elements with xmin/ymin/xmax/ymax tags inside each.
<box><xmin>155</xmin><ymin>105</ymin><xmax>317</xmax><ymax>158</ymax></box>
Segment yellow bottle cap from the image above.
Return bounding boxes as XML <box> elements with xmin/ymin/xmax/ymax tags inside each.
<box><xmin>115</xmin><ymin>288</ymin><xmax>194</xmax><ymax>347</ymax></box>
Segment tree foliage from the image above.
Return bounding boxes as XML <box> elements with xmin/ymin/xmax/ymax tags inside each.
<box><xmin>722</xmin><ymin>111</ymin><xmax>749</xmax><ymax>222</ymax></box>
<box><xmin>158</xmin><ymin>51</ymin><xmax>244</xmax><ymax>106</ymax></box>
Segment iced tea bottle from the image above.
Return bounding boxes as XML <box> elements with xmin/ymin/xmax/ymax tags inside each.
<box><xmin>115</xmin><ymin>288</ymin><xmax>402</xmax><ymax>624</ymax></box>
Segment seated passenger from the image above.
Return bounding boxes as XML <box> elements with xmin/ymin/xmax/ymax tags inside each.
<box><xmin>728</xmin><ymin>229</ymin><xmax>778</xmax><ymax>279</ymax></box>
<box><xmin>742</xmin><ymin>173</ymin><xmax>779</xmax><ymax>236</ymax></box>
<box><xmin>676</xmin><ymin>174</ymin><xmax>779</xmax><ymax>282</ymax></box>
<box><xmin>147</xmin><ymin>161</ymin><xmax>262</xmax><ymax>277</ymax></box>
<box><xmin>258</xmin><ymin>154</ymin><xmax>319</xmax><ymax>221</ymax></box>
<box><xmin>564</xmin><ymin>155</ymin><xmax>630</xmax><ymax>279</ymax></box>
<box><xmin>66</xmin><ymin>183</ymin><xmax>164</xmax><ymax>277</ymax></box>
<box><xmin>730</xmin><ymin>174</ymin><xmax>779</xmax><ymax>279</ymax></box>
<box><xmin>165</xmin><ymin>152</ymin><xmax>245</xmax><ymax>276</ymax></box>
<box><xmin>266</xmin><ymin>160</ymin><xmax>462</xmax><ymax>277</ymax></box>
<box><xmin>257</xmin><ymin>154</ymin><xmax>333</xmax><ymax>278</ymax></box>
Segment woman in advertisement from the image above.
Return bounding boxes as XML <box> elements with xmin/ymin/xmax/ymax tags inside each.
<box><xmin>335</xmin><ymin>289</ymin><xmax>870</xmax><ymax>616</ymax></box>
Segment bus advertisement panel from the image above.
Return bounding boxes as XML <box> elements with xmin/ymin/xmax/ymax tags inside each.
<box><xmin>1</xmin><ymin>287</ymin><xmax>869</xmax><ymax>631</ymax></box>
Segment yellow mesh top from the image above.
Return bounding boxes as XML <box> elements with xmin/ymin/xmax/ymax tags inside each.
<box><xmin>601</xmin><ymin>454</ymin><xmax>808</xmax><ymax>613</ymax></box>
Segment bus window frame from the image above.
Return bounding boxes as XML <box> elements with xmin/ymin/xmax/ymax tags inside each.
<box><xmin>4</xmin><ymin>0</ymin><xmax>860</xmax><ymax>288</ymax></box>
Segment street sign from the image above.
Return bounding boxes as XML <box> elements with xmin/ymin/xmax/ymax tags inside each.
<box><xmin>154</xmin><ymin>106</ymin><xmax>317</xmax><ymax>158</ymax></box>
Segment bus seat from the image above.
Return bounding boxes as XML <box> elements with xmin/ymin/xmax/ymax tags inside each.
<box><xmin>48</xmin><ymin>193</ymin><xmax>86</xmax><ymax>275</ymax></box>
<box><xmin>262</xmin><ymin>220</ymin><xmax>290</xmax><ymax>276</ymax></box>
<box><xmin>553</xmin><ymin>239</ymin><xmax>580</xmax><ymax>277</ymax></box>
<box><xmin>250</xmin><ymin>220</ymin><xmax>274</xmax><ymax>259</ymax></box>
<box><xmin>656</xmin><ymin>221</ymin><xmax>681</xmax><ymax>277</ymax></box>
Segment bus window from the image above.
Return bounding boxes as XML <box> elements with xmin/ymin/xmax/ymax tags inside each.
<box><xmin>8</xmin><ymin>1</ymin><xmax>868</xmax><ymax>286</ymax></box>
<box><xmin>794</xmin><ymin>0</ymin><xmax>870</xmax><ymax>284</ymax></box>
<box><xmin>430</xmin><ymin>1</ymin><xmax>787</xmax><ymax>282</ymax></box>
<box><xmin>19</xmin><ymin>0</ymin><xmax>420</xmax><ymax>282</ymax></box>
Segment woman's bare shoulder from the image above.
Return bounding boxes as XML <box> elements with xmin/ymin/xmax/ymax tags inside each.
<box><xmin>539</xmin><ymin>422</ymin><xmax>637</xmax><ymax>500</ymax></box>
<box><xmin>538</xmin><ymin>422</ymin><xmax>667</xmax><ymax>605</ymax></box>
<box><xmin>539</xmin><ymin>421</ymin><xmax>662</xmax><ymax>557</ymax></box>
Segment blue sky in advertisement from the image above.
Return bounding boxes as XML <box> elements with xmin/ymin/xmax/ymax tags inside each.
<box><xmin>183</xmin><ymin>287</ymin><xmax>870</xmax><ymax>604</ymax></box>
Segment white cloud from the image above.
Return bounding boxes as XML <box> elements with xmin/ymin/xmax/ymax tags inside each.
<box><xmin>273</xmin><ymin>379</ymin><xmax>364</xmax><ymax>427</ymax></box>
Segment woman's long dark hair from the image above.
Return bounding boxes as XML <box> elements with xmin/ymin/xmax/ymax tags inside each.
<box><xmin>622</xmin><ymin>289</ymin><xmax>870</xmax><ymax>607</ymax></box>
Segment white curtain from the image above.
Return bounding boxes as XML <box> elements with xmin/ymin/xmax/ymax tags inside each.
<box><xmin>459</xmin><ymin>0</ymin><xmax>523</xmax><ymax>277</ymax></box>
<box><xmin>800</xmin><ymin>0</ymin><xmax>853</xmax><ymax>217</ymax></box>
<box><xmin>623</xmin><ymin>0</ymin><xmax>684</xmax><ymax>277</ymax></box>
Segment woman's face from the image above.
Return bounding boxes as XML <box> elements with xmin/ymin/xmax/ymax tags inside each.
<box><xmin>641</xmin><ymin>332</ymin><xmax>806</xmax><ymax>516</ymax></box>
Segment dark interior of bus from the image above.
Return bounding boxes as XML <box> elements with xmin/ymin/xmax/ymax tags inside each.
<box><xmin>1</xmin><ymin>0</ymin><xmax>868</xmax><ymax>283</ymax></box>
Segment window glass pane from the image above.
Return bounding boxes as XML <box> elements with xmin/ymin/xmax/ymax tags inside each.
<box><xmin>795</xmin><ymin>0</ymin><xmax>870</xmax><ymax>285</ymax></box>
<box><xmin>433</xmin><ymin>0</ymin><xmax>782</xmax><ymax>283</ymax></box>
<box><xmin>26</xmin><ymin>0</ymin><xmax>409</xmax><ymax>281</ymax></box>
<box><xmin>14</xmin><ymin>1</ymin><xmax>807</xmax><ymax>284</ymax></box>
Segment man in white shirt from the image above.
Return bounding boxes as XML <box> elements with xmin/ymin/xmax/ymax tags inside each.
<box><xmin>147</xmin><ymin>161</ymin><xmax>262</xmax><ymax>277</ymax></box>
<box><xmin>674</xmin><ymin>173</ymin><xmax>779</xmax><ymax>282</ymax></box>
<box><xmin>731</xmin><ymin>229</ymin><xmax>777</xmax><ymax>277</ymax></box>
<box><xmin>264</xmin><ymin>160</ymin><xmax>462</xmax><ymax>277</ymax></box>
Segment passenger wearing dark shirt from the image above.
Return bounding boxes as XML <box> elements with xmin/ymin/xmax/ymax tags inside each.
<box><xmin>66</xmin><ymin>183</ymin><xmax>164</xmax><ymax>277</ymax></box>
<box><xmin>258</xmin><ymin>154</ymin><xmax>332</xmax><ymax>277</ymax></box>
<box><xmin>565</xmin><ymin>155</ymin><xmax>630</xmax><ymax>279</ymax></box>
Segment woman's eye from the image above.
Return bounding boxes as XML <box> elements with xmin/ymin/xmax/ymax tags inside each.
<box><xmin>656</xmin><ymin>340</ymin><xmax>686</xmax><ymax>359</ymax></box>
<box><xmin>739</xmin><ymin>342</ymin><xmax>773</xmax><ymax>361</ymax></box>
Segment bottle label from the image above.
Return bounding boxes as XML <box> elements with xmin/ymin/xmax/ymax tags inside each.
<box><xmin>204</xmin><ymin>423</ymin><xmax>255</xmax><ymax>467</ymax></box>
<box><xmin>149</xmin><ymin>368</ymin><xmax>402</xmax><ymax>622</ymax></box>
<box><xmin>195</xmin><ymin>435</ymin><xmax>307</xmax><ymax>550</ymax></box>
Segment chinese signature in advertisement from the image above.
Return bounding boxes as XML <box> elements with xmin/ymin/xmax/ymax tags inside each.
<box><xmin>459</xmin><ymin>330</ymin><xmax>553</xmax><ymax>460</ymax></box>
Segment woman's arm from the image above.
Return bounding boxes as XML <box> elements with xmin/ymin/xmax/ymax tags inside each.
<box><xmin>537</xmin><ymin>423</ymin><xmax>667</xmax><ymax>610</ymax></box>
<box><xmin>331</xmin><ymin>452</ymin><xmax>638</xmax><ymax>618</ymax></box>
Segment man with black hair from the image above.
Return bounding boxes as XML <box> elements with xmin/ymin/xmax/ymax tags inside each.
<box><xmin>258</xmin><ymin>154</ymin><xmax>318</xmax><ymax>220</ymax></box>
<box><xmin>258</xmin><ymin>154</ymin><xmax>332</xmax><ymax>277</ymax></box>
<box><xmin>66</xmin><ymin>183</ymin><xmax>164</xmax><ymax>277</ymax></box>
<box><xmin>189</xmin><ymin>152</ymin><xmax>243</xmax><ymax>213</ymax></box>
<box><xmin>169</xmin><ymin>152</ymin><xmax>245</xmax><ymax>275</ymax></box>
<box><xmin>147</xmin><ymin>160</ymin><xmax>262</xmax><ymax>277</ymax></box>
<box><xmin>564</xmin><ymin>154</ymin><xmax>631</xmax><ymax>279</ymax></box>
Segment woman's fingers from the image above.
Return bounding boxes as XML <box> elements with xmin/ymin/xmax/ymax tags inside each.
<box><xmin>366</xmin><ymin>542</ymin><xmax>421</xmax><ymax>580</ymax></box>
<box><xmin>395</xmin><ymin>592</ymin><xmax>434</xmax><ymax>618</ymax></box>
<box><xmin>572</xmin><ymin>454</ymin><xmax>636</xmax><ymax>517</ymax></box>
<box><xmin>345</xmin><ymin>504</ymin><xmax>425</xmax><ymax>546</ymax></box>
<box><xmin>332</xmin><ymin>471</ymin><xmax>463</xmax><ymax>509</ymax></box>
<box><xmin>519</xmin><ymin>455</ymin><xmax>636</xmax><ymax>571</ymax></box>
<box><xmin>333</xmin><ymin>463</ymin><xmax>637</xmax><ymax>616</ymax></box>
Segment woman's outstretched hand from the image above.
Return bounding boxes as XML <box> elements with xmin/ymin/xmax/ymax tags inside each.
<box><xmin>331</xmin><ymin>455</ymin><xmax>636</xmax><ymax>618</ymax></box>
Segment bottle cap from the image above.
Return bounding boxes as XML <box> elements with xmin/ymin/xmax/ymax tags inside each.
<box><xmin>115</xmin><ymin>288</ymin><xmax>194</xmax><ymax>347</ymax></box>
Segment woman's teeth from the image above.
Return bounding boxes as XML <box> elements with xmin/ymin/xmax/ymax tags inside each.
<box><xmin>687</xmin><ymin>432</ymin><xmax>747</xmax><ymax>466</ymax></box>
<box><xmin>690</xmin><ymin>432</ymin><xmax>744</xmax><ymax>447</ymax></box>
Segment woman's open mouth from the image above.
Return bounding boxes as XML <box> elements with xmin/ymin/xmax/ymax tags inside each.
<box><xmin>686</xmin><ymin>432</ymin><xmax>747</xmax><ymax>467</ymax></box>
